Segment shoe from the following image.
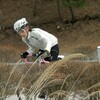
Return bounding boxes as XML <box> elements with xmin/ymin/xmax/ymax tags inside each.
<box><xmin>58</xmin><ymin>55</ymin><xmax>65</xmax><ymax>60</ymax></box>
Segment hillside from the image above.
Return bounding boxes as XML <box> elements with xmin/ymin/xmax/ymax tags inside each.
<box><xmin>0</xmin><ymin>0</ymin><xmax>100</xmax><ymax>99</ymax></box>
<box><xmin>0</xmin><ymin>0</ymin><xmax>100</xmax><ymax>56</ymax></box>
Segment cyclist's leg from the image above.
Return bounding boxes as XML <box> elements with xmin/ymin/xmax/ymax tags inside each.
<box><xmin>50</xmin><ymin>44</ymin><xmax>59</xmax><ymax>61</ymax></box>
<box><xmin>41</xmin><ymin>44</ymin><xmax>59</xmax><ymax>62</ymax></box>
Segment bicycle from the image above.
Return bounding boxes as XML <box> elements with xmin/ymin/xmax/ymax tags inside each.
<box><xmin>21</xmin><ymin>53</ymin><xmax>65</xmax><ymax>64</ymax></box>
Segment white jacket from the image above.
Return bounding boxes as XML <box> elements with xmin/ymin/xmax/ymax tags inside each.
<box><xmin>22</xmin><ymin>28</ymin><xmax>58</xmax><ymax>53</ymax></box>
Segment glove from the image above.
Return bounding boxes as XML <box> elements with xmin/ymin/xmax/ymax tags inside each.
<box><xmin>33</xmin><ymin>53</ymin><xmax>39</xmax><ymax>58</ymax></box>
<box><xmin>21</xmin><ymin>52</ymin><xmax>29</xmax><ymax>58</ymax></box>
<box><xmin>33</xmin><ymin>50</ymin><xmax>50</xmax><ymax>58</ymax></box>
<box><xmin>40</xmin><ymin>50</ymin><xmax>50</xmax><ymax>58</ymax></box>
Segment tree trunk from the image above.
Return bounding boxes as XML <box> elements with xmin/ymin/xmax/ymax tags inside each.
<box><xmin>69</xmin><ymin>5</ymin><xmax>76</xmax><ymax>22</ymax></box>
<box><xmin>56</xmin><ymin>0</ymin><xmax>64</xmax><ymax>23</ymax></box>
<box><xmin>67</xmin><ymin>0</ymin><xmax>76</xmax><ymax>23</ymax></box>
<box><xmin>32</xmin><ymin>0</ymin><xmax>38</xmax><ymax>17</ymax></box>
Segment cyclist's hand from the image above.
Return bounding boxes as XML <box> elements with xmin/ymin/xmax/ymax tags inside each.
<box><xmin>33</xmin><ymin>50</ymin><xmax>50</xmax><ymax>58</ymax></box>
<box><xmin>40</xmin><ymin>50</ymin><xmax>50</xmax><ymax>58</ymax></box>
<box><xmin>33</xmin><ymin>53</ymin><xmax>39</xmax><ymax>58</ymax></box>
<box><xmin>21</xmin><ymin>52</ymin><xmax>29</xmax><ymax>58</ymax></box>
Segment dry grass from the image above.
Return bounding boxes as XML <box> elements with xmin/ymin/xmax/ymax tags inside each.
<box><xmin>49</xmin><ymin>61</ymin><xmax>100</xmax><ymax>99</ymax></box>
<box><xmin>0</xmin><ymin>0</ymin><xmax>100</xmax><ymax>99</ymax></box>
<box><xmin>0</xmin><ymin>53</ymin><xmax>100</xmax><ymax>99</ymax></box>
<box><xmin>25</xmin><ymin>53</ymin><xmax>85</xmax><ymax>98</ymax></box>
<box><xmin>0</xmin><ymin>45</ymin><xmax>22</xmax><ymax>63</ymax></box>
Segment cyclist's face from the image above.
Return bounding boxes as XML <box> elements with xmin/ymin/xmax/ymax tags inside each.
<box><xmin>19</xmin><ymin>29</ymin><xmax>28</xmax><ymax>38</ymax></box>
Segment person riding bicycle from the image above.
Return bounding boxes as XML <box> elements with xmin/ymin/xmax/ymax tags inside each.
<box><xmin>13</xmin><ymin>18</ymin><xmax>59</xmax><ymax>62</ymax></box>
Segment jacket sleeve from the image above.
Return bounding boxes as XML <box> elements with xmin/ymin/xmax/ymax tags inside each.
<box><xmin>45</xmin><ymin>41</ymin><xmax>51</xmax><ymax>52</ymax></box>
<box><xmin>40</xmin><ymin>35</ymin><xmax>51</xmax><ymax>52</ymax></box>
<box><xmin>22</xmin><ymin>38</ymin><xmax>35</xmax><ymax>54</ymax></box>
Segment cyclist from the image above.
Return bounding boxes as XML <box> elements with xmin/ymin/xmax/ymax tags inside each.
<box><xmin>13</xmin><ymin>18</ymin><xmax>59</xmax><ymax>62</ymax></box>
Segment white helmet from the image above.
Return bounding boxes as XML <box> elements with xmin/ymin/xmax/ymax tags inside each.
<box><xmin>14</xmin><ymin>18</ymin><xmax>28</xmax><ymax>33</ymax></box>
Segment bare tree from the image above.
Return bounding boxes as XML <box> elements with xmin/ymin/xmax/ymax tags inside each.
<box><xmin>66</xmin><ymin>0</ymin><xmax>76</xmax><ymax>23</ymax></box>
<box><xmin>32</xmin><ymin>0</ymin><xmax>38</xmax><ymax>17</ymax></box>
<box><xmin>61</xmin><ymin>0</ymin><xmax>86</xmax><ymax>23</ymax></box>
<box><xmin>56</xmin><ymin>0</ymin><xmax>64</xmax><ymax>23</ymax></box>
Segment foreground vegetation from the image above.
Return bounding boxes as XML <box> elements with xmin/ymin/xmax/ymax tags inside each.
<box><xmin>0</xmin><ymin>53</ymin><xmax>100</xmax><ymax>100</ymax></box>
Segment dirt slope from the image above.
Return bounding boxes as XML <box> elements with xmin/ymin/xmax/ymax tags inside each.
<box><xmin>0</xmin><ymin>0</ymin><xmax>100</xmax><ymax>61</ymax></box>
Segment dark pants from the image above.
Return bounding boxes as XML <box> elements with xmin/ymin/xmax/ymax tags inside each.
<box><xmin>40</xmin><ymin>44</ymin><xmax>59</xmax><ymax>62</ymax></box>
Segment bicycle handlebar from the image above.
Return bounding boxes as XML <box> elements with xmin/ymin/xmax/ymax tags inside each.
<box><xmin>22</xmin><ymin>58</ymin><xmax>33</xmax><ymax>64</ymax></box>
<box><xmin>22</xmin><ymin>53</ymin><xmax>49</xmax><ymax>64</ymax></box>
<box><xmin>21</xmin><ymin>53</ymin><xmax>33</xmax><ymax>64</ymax></box>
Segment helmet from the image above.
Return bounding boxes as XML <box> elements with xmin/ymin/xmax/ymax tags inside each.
<box><xmin>14</xmin><ymin>18</ymin><xmax>28</xmax><ymax>33</ymax></box>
